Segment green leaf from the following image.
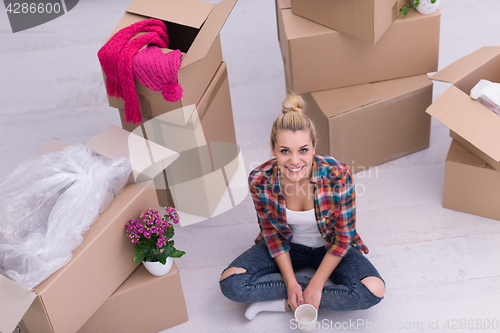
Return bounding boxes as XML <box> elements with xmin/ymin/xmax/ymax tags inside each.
<box><xmin>138</xmin><ymin>241</ymin><xmax>149</xmax><ymax>250</ymax></box>
<box><xmin>133</xmin><ymin>245</ymin><xmax>146</xmax><ymax>263</ymax></box>
<box><xmin>164</xmin><ymin>246</ymin><xmax>185</xmax><ymax>258</ymax></box>
<box><xmin>162</xmin><ymin>246</ymin><xmax>174</xmax><ymax>257</ymax></box>
<box><xmin>157</xmin><ymin>252</ymin><xmax>167</xmax><ymax>265</ymax></box>
<box><xmin>170</xmin><ymin>248</ymin><xmax>186</xmax><ymax>258</ymax></box>
<box><xmin>399</xmin><ymin>4</ymin><xmax>411</xmax><ymax>15</ymax></box>
<box><xmin>164</xmin><ymin>226</ymin><xmax>174</xmax><ymax>240</ymax></box>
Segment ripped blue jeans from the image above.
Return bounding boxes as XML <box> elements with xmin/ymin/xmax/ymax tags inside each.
<box><xmin>219</xmin><ymin>240</ymin><xmax>384</xmax><ymax>311</ymax></box>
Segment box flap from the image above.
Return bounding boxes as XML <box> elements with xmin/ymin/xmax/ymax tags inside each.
<box><xmin>446</xmin><ymin>140</ymin><xmax>488</xmax><ymax>168</ymax></box>
<box><xmin>311</xmin><ymin>84</ymin><xmax>380</xmax><ymax>118</ymax></box>
<box><xmin>277</xmin><ymin>0</ymin><xmax>291</xmax><ymax>9</ymax></box>
<box><xmin>35</xmin><ymin>139</ymin><xmax>71</xmax><ymax>156</ymax></box>
<box><xmin>283</xmin><ymin>6</ymin><xmax>430</xmax><ymax>40</ymax></box>
<box><xmin>86</xmin><ymin>125</ymin><xmax>180</xmax><ymax>182</ymax></box>
<box><xmin>427</xmin><ymin>85</ymin><xmax>500</xmax><ymax>163</ymax></box>
<box><xmin>0</xmin><ymin>275</ymin><xmax>37</xmax><ymax>333</ymax></box>
<box><xmin>311</xmin><ymin>74</ymin><xmax>431</xmax><ymax>118</ymax></box>
<box><xmin>281</xmin><ymin>8</ymin><xmax>331</xmax><ymax>39</ymax></box>
<box><xmin>181</xmin><ymin>0</ymin><xmax>237</xmax><ymax>68</ymax></box>
<box><xmin>291</xmin><ymin>0</ymin><xmax>375</xmax><ymax>43</ymax></box>
<box><xmin>197</xmin><ymin>62</ymin><xmax>228</xmax><ymax>118</ymax></box>
<box><xmin>126</xmin><ymin>0</ymin><xmax>214</xmax><ymax>29</ymax></box>
<box><xmin>431</xmin><ymin>47</ymin><xmax>500</xmax><ymax>89</ymax></box>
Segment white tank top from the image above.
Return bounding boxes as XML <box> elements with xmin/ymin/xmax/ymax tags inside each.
<box><xmin>286</xmin><ymin>207</ymin><xmax>328</xmax><ymax>248</ymax></box>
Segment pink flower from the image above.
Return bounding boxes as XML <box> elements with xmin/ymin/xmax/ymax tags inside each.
<box><xmin>156</xmin><ymin>235</ymin><xmax>167</xmax><ymax>248</ymax></box>
<box><xmin>125</xmin><ymin>208</ymin><xmax>183</xmax><ymax>258</ymax></box>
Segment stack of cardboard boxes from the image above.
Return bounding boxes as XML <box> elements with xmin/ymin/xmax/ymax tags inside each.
<box><xmin>3</xmin><ymin>0</ymin><xmax>244</xmax><ymax>331</ymax></box>
<box><xmin>427</xmin><ymin>47</ymin><xmax>500</xmax><ymax>220</ymax></box>
<box><xmin>101</xmin><ymin>0</ymin><xmax>243</xmax><ymax>225</ymax></box>
<box><xmin>1</xmin><ymin>126</ymin><xmax>188</xmax><ymax>333</ymax></box>
<box><xmin>276</xmin><ymin>0</ymin><xmax>441</xmax><ymax>173</ymax></box>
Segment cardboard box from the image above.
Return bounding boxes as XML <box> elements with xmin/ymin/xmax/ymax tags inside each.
<box><xmin>427</xmin><ymin>46</ymin><xmax>500</xmax><ymax>171</ymax></box>
<box><xmin>155</xmin><ymin>169</ymin><xmax>176</xmax><ymax>208</ymax></box>
<box><xmin>16</xmin><ymin>320</ymin><xmax>29</xmax><ymax>333</ymax></box>
<box><xmin>31</xmin><ymin>124</ymin><xmax>180</xmax><ymax>188</ymax></box>
<box><xmin>290</xmin><ymin>0</ymin><xmax>409</xmax><ymax>44</ymax></box>
<box><xmin>118</xmin><ymin>62</ymin><xmax>244</xmax><ymax>220</ymax></box>
<box><xmin>117</xmin><ymin>115</ymin><xmax>176</xmax><ymax>207</ymax></box>
<box><xmin>0</xmin><ymin>128</ymin><xmax>167</xmax><ymax>333</ymax></box>
<box><xmin>86</xmin><ymin>125</ymin><xmax>179</xmax><ymax>186</ymax></box>
<box><xmin>22</xmin><ymin>182</ymin><xmax>157</xmax><ymax>333</ymax></box>
<box><xmin>119</xmin><ymin>61</ymin><xmax>236</xmax><ymax>144</ymax></box>
<box><xmin>119</xmin><ymin>113</ymin><xmax>176</xmax><ymax>208</ymax></box>
<box><xmin>166</xmin><ymin>142</ymin><xmax>240</xmax><ymax>221</ymax></box>
<box><xmin>77</xmin><ymin>262</ymin><xmax>188</xmax><ymax>333</ymax></box>
<box><xmin>1</xmin><ymin>178</ymin><xmax>158</xmax><ymax>333</ymax></box>
<box><xmin>277</xmin><ymin>0</ymin><xmax>440</xmax><ymax>94</ymax></box>
<box><xmin>444</xmin><ymin>140</ymin><xmax>500</xmax><ymax>220</ymax></box>
<box><xmin>275</xmin><ymin>0</ymin><xmax>290</xmax><ymax>63</ymax></box>
<box><xmin>103</xmin><ymin>0</ymin><xmax>237</xmax><ymax>119</ymax></box>
<box><xmin>301</xmin><ymin>74</ymin><xmax>432</xmax><ymax>173</ymax></box>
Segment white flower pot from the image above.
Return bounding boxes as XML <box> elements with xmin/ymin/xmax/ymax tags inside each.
<box><xmin>416</xmin><ymin>0</ymin><xmax>441</xmax><ymax>14</ymax></box>
<box><xmin>143</xmin><ymin>257</ymin><xmax>173</xmax><ymax>276</ymax></box>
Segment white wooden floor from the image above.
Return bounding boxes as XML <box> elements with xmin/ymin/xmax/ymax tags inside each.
<box><xmin>2</xmin><ymin>1</ymin><xmax>500</xmax><ymax>332</ymax></box>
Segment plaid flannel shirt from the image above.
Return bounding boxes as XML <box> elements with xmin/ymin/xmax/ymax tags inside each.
<box><xmin>249</xmin><ymin>154</ymin><xmax>368</xmax><ymax>258</ymax></box>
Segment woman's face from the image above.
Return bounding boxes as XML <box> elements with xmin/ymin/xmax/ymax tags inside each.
<box><xmin>271</xmin><ymin>129</ymin><xmax>316</xmax><ymax>183</ymax></box>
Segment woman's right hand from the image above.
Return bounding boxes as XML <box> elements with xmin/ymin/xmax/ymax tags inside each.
<box><xmin>273</xmin><ymin>251</ymin><xmax>303</xmax><ymax>312</ymax></box>
<box><xmin>286</xmin><ymin>281</ymin><xmax>304</xmax><ymax>313</ymax></box>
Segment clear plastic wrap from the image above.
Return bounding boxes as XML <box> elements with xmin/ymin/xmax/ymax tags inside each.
<box><xmin>0</xmin><ymin>143</ymin><xmax>132</xmax><ymax>290</ymax></box>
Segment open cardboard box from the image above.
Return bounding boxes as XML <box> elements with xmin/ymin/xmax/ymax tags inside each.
<box><xmin>87</xmin><ymin>125</ymin><xmax>179</xmax><ymax>186</ymax></box>
<box><xmin>290</xmin><ymin>0</ymin><xmax>409</xmax><ymax>44</ymax></box>
<box><xmin>118</xmin><ymin>62</ymin><xmax>247</xmax><ymax>223</ymax></box>
<box><xmin>427</xmin><ymin>46</ymin><xmax>500</xmax><ymax>171</ymax></box>
<box><xmin>300</xmin><ymin>74</ymin><xmax>432</xmax><ymax>174</ymax></box>
<box><xmin>276</xmin><ymin>0</ymin><xmax>440</xmax><ymax>94</ymax></box>
<box><xmin>103</xmin><ymin>0</ymin><xmax>237</xmax><ymax>119</ymax></box>
<box><xmin>0</xmin><ymin>126</ymin><xmax>171</xmax><ymax>333</ymax></box>
<box><xmin>34</xmin><ymin>125</ymin><xmax>179</xmax><ymax>201</ymax></box>
<box><xmin>11</xmin><ymin>182</ymin><xmax>157</xmax><ymax>333</ymax></box>
<box><xmin>444</xmin><ymin>140</ymin><xmax>500</xmax><ymax>220</ymax></box>
<box><xmin>77</xmin><ymin>262</ymin><xmax>188</xmax><ymax>333</ymax></box>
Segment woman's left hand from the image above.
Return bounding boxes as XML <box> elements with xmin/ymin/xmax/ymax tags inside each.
<box><xmin>302</xmin><ymin>282</ymin><xmax>322</xmax><ymax>310</ymax></box>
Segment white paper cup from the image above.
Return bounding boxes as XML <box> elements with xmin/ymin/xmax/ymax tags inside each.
<box><xmin>294</xmin><ymin>304</ymin><xmax>318</xmax><ymax>332</ymax></box>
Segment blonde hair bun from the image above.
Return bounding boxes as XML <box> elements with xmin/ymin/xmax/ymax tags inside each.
<box><xmin>271</xmin><ymin>93</ymin><xmax>317</xmax><ymax>150</ymax></box>
<box><xmin>282</xmin><ymin>93</ymin><xmax>305</xmax><ymax>114</ymax></box>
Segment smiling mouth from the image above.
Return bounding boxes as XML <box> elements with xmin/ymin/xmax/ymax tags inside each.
<box><xmin>286</xmin><ymin>166</ymin><xmax>304</xmax><ymax>172</ymax></box>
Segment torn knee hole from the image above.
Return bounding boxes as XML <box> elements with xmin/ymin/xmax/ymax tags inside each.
<box><xmin>220</xmin><ymin>267</ymin><xmax>247</xmax><ymax>281</ymax></box>
<box><xmin>360</xmin><ymin>276</ymin><xmax>385</xmax><ymax>298</ymax></box>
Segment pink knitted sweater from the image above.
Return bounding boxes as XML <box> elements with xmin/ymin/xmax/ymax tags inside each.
<box><xmin>133</xmin><ymin>46</ymin><xmax>183</xmax><ymax>104</ymax></box>
<box><xmin>98</xmin><ymin>19</ymin><xmax>169</xmax><ymax>124</ymax></box>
